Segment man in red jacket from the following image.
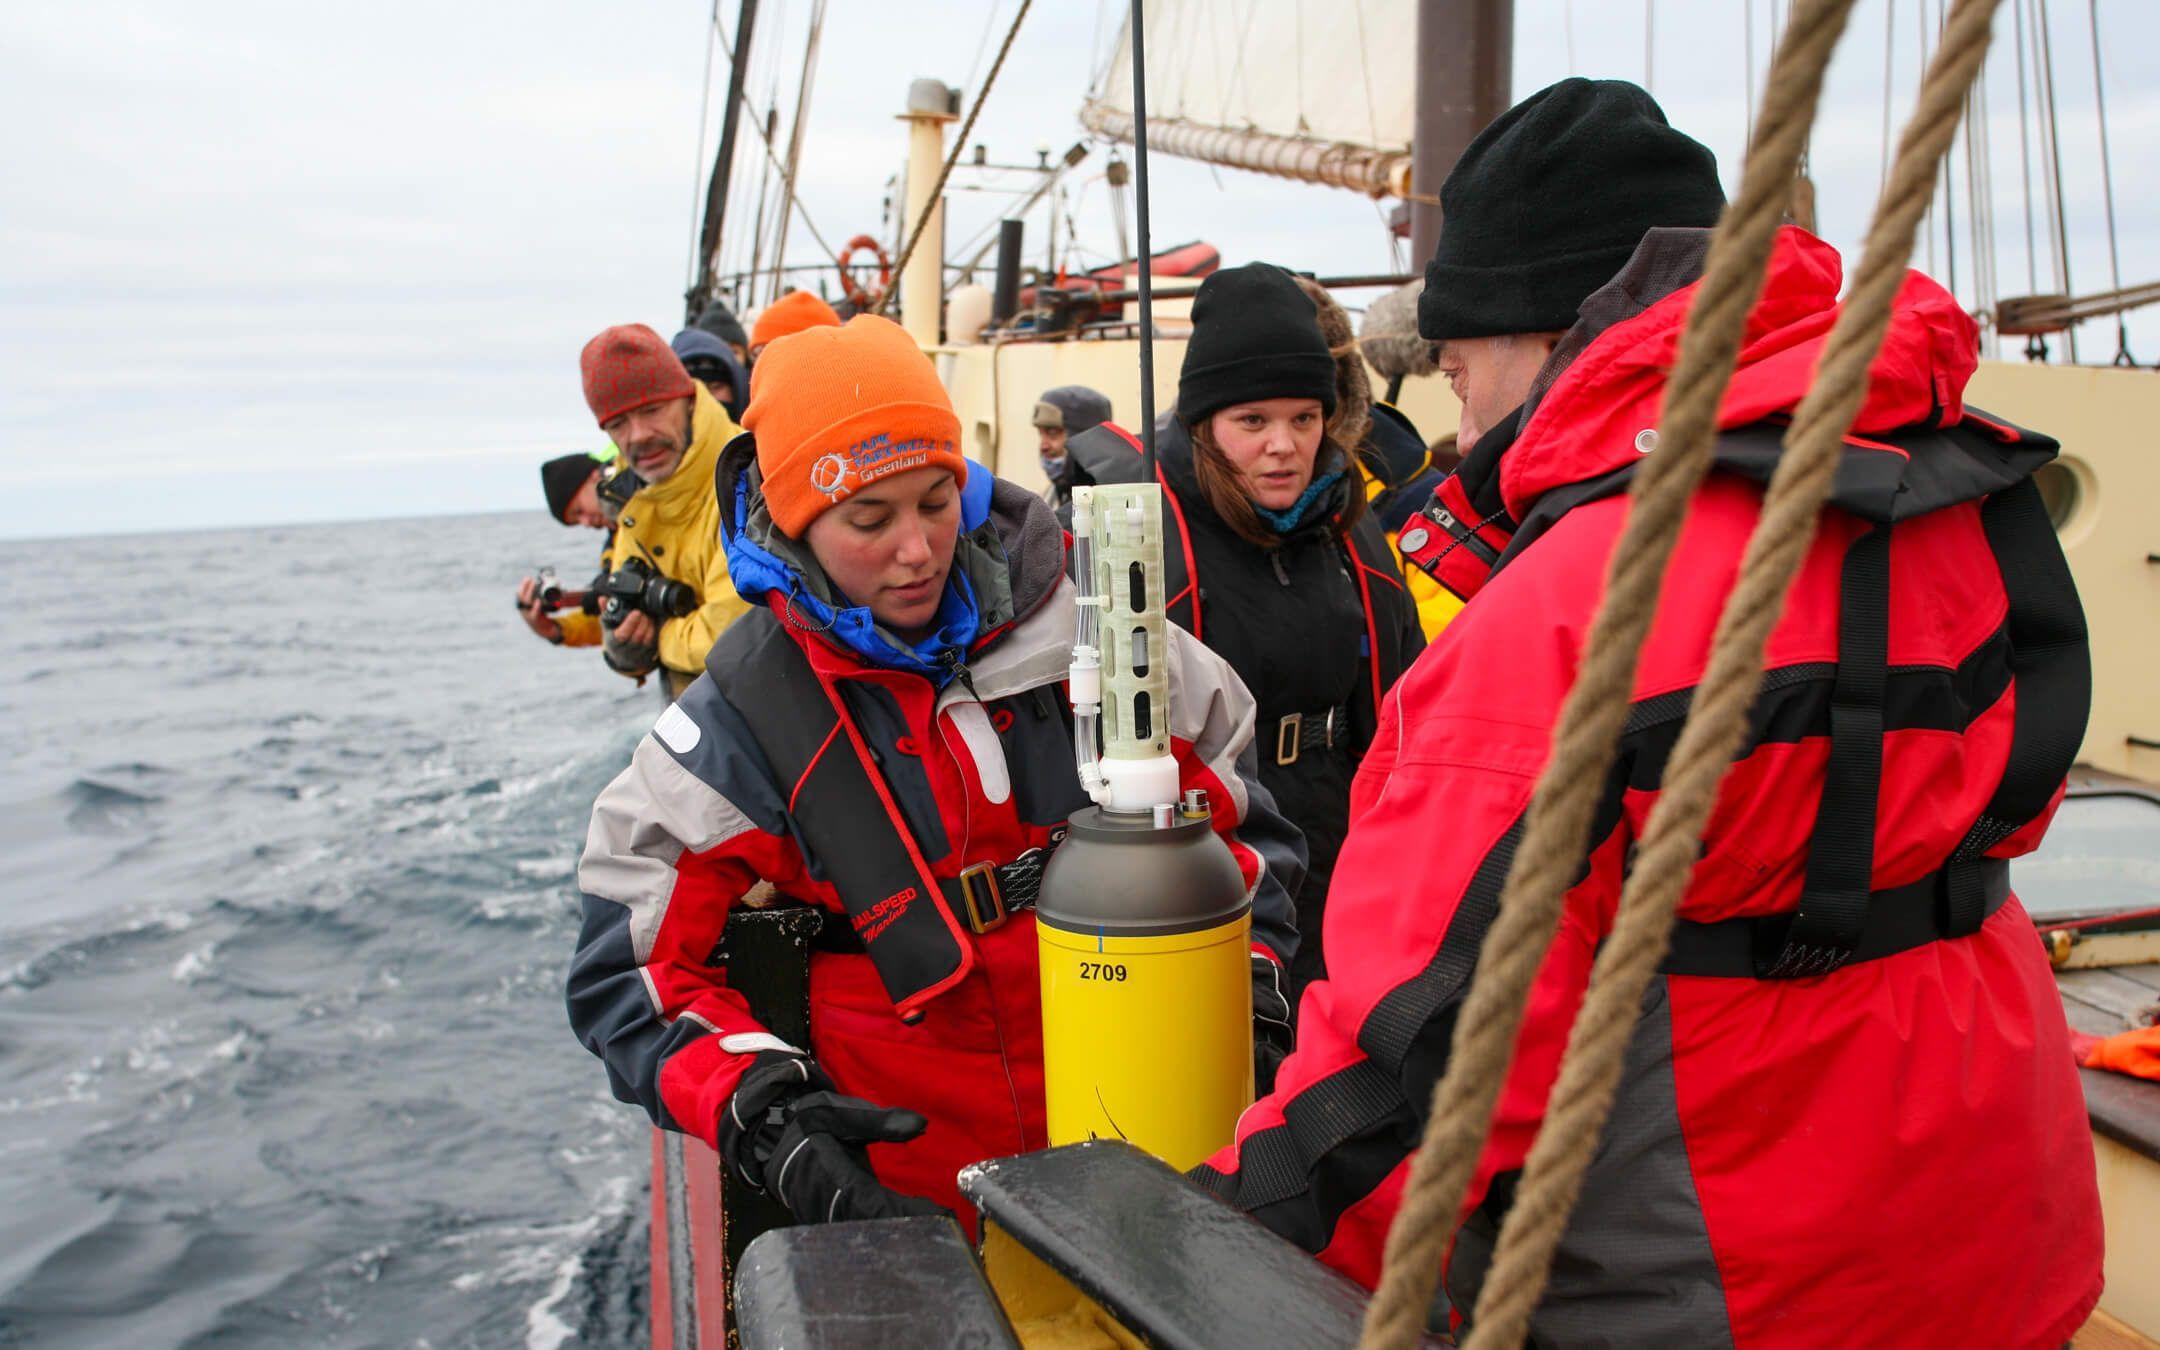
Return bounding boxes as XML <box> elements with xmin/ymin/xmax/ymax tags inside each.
<box><xmin>1197</xmin><ymin>79</ymin><xmax>2103</xmax><ymax>1347</ymax></box>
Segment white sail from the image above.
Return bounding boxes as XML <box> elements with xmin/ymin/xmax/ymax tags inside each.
<box><xmin>1082</xmin><ymin>0</ymin><xmax>1416</xmax><ymax>198</ymax></box>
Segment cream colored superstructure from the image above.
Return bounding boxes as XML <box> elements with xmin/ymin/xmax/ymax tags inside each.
<box><xmin>938</xmin><ymin>338</ymin><xmax>2154</xmax><ymax>774</ymax></box>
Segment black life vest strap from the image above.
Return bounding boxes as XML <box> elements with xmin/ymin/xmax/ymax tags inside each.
<box><xmin>715</xmin><ymin>618</ymin><xmax>975</xmax><ymax>1022</ymax></box>
<box><xmin>1940</xmin><ymin>474</ymin><xmax>2092</xmax><ymax>935</ymax></box>
<box><xmin>1761</xmin><ymin>522</ymin><xmax>1894</xmax><ymax>978</ymax></box>
<box><xmin>1681</xmin><ymin>474</ymin><xmax>2089</xmax><ymax>980</ymax></box>
<box><xmin>1662</xmin><ymin>859</ymin><xmax>2010</xmax><ymax>977</ymax></box>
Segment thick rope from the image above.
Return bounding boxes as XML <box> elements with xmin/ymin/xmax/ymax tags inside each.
<box><xmin>1465</xmin><ymin>2</ymin><xmax>2005</xmax><ymax>1343</ymax></box>
<box><xmin>872</xmin><ymin>0</ymin><xmax>1032</xmax><ymax>318</ymax></box>
<box><xmin>1353</xmin><ymin>3</ymin><xmax>1862</xmax><ymax>1344</ymax></box>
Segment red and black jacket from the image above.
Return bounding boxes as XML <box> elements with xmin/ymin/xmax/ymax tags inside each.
<box><xmin>1198</xmin><ymin>227</ymin><xmax>2103</xmax><ymax>1347</ymax></box>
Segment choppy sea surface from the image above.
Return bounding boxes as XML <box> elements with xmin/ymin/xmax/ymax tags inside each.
<box><xmin>0</xmin><ymin>512</ymin><xmax>658</xmax><ymax>1348</ymax></box>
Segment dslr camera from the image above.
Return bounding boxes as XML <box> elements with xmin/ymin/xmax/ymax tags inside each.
<box><xmin>598</xmin><ymin>556</ymin><xmax>698</xmax><ymax>630</ymax></box>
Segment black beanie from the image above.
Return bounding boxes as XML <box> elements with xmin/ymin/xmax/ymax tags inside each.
<box><xmin>1418</xmin><ymin>78</ymin><xmax>1724</xmax><ymax>341</ymax></box>
<box><xmin>1175</xmin><ymin>262</ymin><xmax>1338</xmax><ymax>425</ymax></box>
<box><xmin>693</xmin><ymin>301</ymin><xmax>749</xmax><ymax>351</ymax></box>
<box><xmin>540</xmin><ymin>452</ymin><xmax>600</xmax><ymax>522</ymax></box>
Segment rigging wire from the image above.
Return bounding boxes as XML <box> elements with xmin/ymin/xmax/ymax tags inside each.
<box><xmin>1937</xmin><ymin>0</ymin><xmax>1958</xmax><ymax>302</ymax></box>
<box><xmin>1965</xmin><ymin>52</ymin><xmax>1994</xmax><ymax>347</ymax></box>
<box><xmin>745</xmin><ymin>14</ymin><xmax>786</xmax><ymax>301</ymax></box>
<box><xmin>767</xmin><ymin>0</ymin><xmax>829</xmax><ymax>305</ymax></box>
<box><xmin>1877</xmin><ymin>0</ymin><xmax>1891</xmax><ymax>194</ymax></box>
<box><xmin>1354</xmin><ymin>0</ymin><xmax>1384</xmax><ymax>154</ymax></box>
<box><xmin>2013</xmin><ymin>0</ymin><xmax>2039</xmax><ymax>294</ymax></box>
<box><xmin>962</xmin><ymin>0</ymin><xmax>1003</xmax><ymax>102</ymax></box>
<box><xmin>2036</xmin><ymin>0</ymin><xmax>2077</xmax><ymax>360</ymax></box>
<box><xmin>1744</xmin><ymin>0</ymin><xmax>1755</xmax><ymax>151</ymax></box>
<box><xmin>685</xmin><ymin>1</ymin><xmax>722</xmax><ymax>292</ymax></box>
<box><xmin>692</xmin><ymin>3</ymin><xmax>850</xmax><ymax>305</ymax></box>
<box><xmin>1917</xmin><ymin>0</ymin><xmax>1936</xmax><ymax>278</ymax></box>
<box><xmin>1645</xmin><ymin>0</ymin><xmax>1655</xmax><ymax>95</ymax></box>
<box><xmin>2084</xmin><ymin>0</ymin><xmax>2131</xmax><ymax>363</ymax></box>
<box><xmin>1214</xmin><ymin>0</ymin><xmax>1261</xmax><ymax>126</ymax></box>
<box><xmin>874</xmin><ymin>0</ymin><xmax>1035</xmax><ymax>318</ymax></box>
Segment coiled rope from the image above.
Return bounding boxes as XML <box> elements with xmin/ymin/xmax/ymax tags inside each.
<box><xmin>1355</xmin><ymin>0</ymin><xmax>2005</xmax><ymax>1344</ymax></box>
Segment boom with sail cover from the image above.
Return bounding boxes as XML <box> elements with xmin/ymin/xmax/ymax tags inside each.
<box><xmin>1080</xmin><ymin>0</ymin><xmax>1416</xmax><ymax>198</ymax></box>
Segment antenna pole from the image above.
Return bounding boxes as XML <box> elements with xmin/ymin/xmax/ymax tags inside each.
<box><xmin>1129</xmin><ymin>0</ymin><xmax>1156</xmax><ymax>477</ymax></box>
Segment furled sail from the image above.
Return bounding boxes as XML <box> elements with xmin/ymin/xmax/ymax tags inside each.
<box><xmin>1080</xmin><ymin>0</ymin><xmax>1416</xmax><ymax>198</ymax></box>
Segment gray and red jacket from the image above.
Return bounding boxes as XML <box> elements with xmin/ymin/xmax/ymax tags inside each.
<box><xmin>1197</xmin><ymin>227</ymin><xmax>2103</xmax><ymax>1346</ymax></box>
<box><xmin>568</xmin><ymin>447</ymin><xmax>1302</xmax><ymax>1212</ymax></box>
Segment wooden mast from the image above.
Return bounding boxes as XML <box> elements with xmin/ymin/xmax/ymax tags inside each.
<box><xmin>687</xmin><ymin>0</ymin><xmax>761</xmax><ymax>321</ymax></box>
<box><xmin>1410</xmin><ymin>0</ymin><xmax>1513</xmax><ymax>270</ymax></box>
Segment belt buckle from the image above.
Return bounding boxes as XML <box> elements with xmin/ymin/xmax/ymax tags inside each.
<box><xmin>1276</xmin><ymin>713</ymin><xmax>1302</xmax><ymax>766</ymax></box>
<box><xmin>959</xmin><ymin>861</ymin><xmax>1008</xmax><ymax>933</ymax></box>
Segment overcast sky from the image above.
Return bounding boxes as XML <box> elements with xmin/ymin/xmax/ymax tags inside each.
<box><xmin>4</xmin><ymin>0</ymin><xmax>2153</xmax><ymax>540</ymax></box>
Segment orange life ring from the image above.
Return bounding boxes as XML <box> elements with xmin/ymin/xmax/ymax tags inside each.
<box><xmin>837</xmin><ymin>234</ymin><xmax>893</xmax><ymax>308</ymax></box>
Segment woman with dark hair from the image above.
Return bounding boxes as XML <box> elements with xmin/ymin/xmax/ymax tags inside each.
<box><xmin>1149</xmin><ymin>262</ymin><xmax>1424</xmax><ymax>1008</ymax></box>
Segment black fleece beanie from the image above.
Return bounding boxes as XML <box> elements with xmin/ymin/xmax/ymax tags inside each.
<box><xmin>540</xmin><ymin>452</ymin><xmax>599</xmax><ymax>522</ymax></box>
<box><xmin>1418</xmin><ymin>78</ymin><xmax>1724</xmax><ymax>341</ymax></box>
<box><xmin>693</xmin><ymin>301</ymin><xmax>749</xmax><ymax>351</ymax></box>
<box><xmin>1175</xmin><ymin>262</ymin><xmax>1338</xmax><ymax>425</ymax></box>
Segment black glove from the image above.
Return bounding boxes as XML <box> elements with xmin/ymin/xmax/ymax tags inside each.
<box><xmin>1252</xmin><ymin>955</ymin><xmax>1295</xmax><ymax>1097</ymax></box>
<box><xmin>716</xmin><ymin>1052</ymin><xmax>944</xmax><ymax>1224</ymax></box>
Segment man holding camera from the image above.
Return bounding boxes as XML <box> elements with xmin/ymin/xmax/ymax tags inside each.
<box><xmin>580</xmin><ymin>323</ymin><xmax>751</xmax><ymax>697</ymax></box>
<box><xmin>517</xmin><ymin>449</ymin><xmax>623</xmax><ymax>649</ymax></box>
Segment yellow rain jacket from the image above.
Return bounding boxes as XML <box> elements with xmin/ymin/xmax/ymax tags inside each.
<box><xmin>1358</xmin><ymin>403</ymin><xmax>1464</xmax><ymax>641</ymax></box>
<box><xmin>604</xmin><ymin>385</ymin><xmax>750</xmax><ymax>686</ymax></box>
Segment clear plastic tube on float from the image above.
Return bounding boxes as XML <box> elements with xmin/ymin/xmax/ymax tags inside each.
<box><xmin>1066</xmin><ymin>483</ymin><xmax>1178</xmax><ymax>813</ymax></box>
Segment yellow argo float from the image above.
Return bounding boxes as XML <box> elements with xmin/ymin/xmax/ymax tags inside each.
<box><xmin>1039</xmin><ymin>482</ymin><xmax>1254</xmax><ymax>1172</ymax></box>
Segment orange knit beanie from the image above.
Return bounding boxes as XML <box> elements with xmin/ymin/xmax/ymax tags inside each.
<box><xmin>742</xmin><ymin>315</ymin><xmax>966</xmax><ymax>537</ymax></box>
<box><xmin>750</xmin><ymin>290</ymin><xmax>843</xmax><ymax>351</ymax></box>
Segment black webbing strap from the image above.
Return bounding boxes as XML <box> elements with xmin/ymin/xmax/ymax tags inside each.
<box><xmin>1663</xmin><ymin>858</ymin><xmax>2010</xmax><ymax>977</ymax></box>
<box><xmin>1940</xmin><ymin>475</ymin><xmax>2093</xmax><ymax>935</ymax></box>
<box><xmin>714</xmin><ymin>625</ymin><xmax>973</xmax><ymax>1022</ymax></box>
<box><xmin>1762</xmin><ymin>523</ymin><xmax>1893</xmax><ymax>979</ymax></box>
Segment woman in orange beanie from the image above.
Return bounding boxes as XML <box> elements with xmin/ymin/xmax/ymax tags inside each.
<box><xmin>569</xmin><ymin>315</ymin><xmax>1305</xmax><ymax>1226</ymax></box>
<box><xmin>747</xmin><ymin>289</ymin><xmax>842</xmax><ymax>361</ymax></box>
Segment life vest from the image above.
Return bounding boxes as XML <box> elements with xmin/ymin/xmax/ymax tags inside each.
<box><xmin>1402</xmin><ymin>407</ymin><xmax>2089</xmax><ymax>975</ymax></box>
<box><xmin>704</xmin><ymin>611</ymin><xmax>1084</xmax><ymax>1021</ymax></box>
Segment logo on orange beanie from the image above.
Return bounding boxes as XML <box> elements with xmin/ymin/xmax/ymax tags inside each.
<box><xmin>742</xmin><ymin>316</ymin><xmax>967</xmax><ymax>536</ymax></box>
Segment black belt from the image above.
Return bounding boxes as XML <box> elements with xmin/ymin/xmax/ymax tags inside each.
<box><xmin>1273</xmin><ymin>705</ymin><xmax>1350</xmax><ymax>766</ymax></box>
<box><xmin>1658</xmin><ymin>858</ymin><xmax>2010</xmax><ymax>979</ymax></box>
<box><xmin>810</xmin><ymin>832</ymin><xmax>1065</xmax><ymax>955</ymax></box>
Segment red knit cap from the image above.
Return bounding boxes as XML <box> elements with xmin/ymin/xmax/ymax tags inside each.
<box><xmin>750</xmin><ymin>290</ymin><xmax>843</xmax><ymax>351</ymax></box>
<box><xmin>743</xmin><ymin>315</ymin><xmax>966</xmax><ymax>537</ymax></box>
<box><xmin>580</xmin><ymin>324</ymin><xmax>696</xmax><ymax>426</ymax></box>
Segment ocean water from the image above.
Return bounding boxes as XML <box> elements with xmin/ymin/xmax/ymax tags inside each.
<box><xmin>0</xmin><ymin>512</ymin><xmax>659</xmax><ymax>1348</ymax></box>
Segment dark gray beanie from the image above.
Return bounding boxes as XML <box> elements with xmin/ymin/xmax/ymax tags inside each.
<box><xmin>1418</xmin><ymin>79</ymin><xmax>1724</xmax><ymax>341</ymax></box>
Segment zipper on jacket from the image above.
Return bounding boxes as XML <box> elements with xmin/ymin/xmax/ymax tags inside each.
<box><xmin>1270</xmin><ymin>551</ymin><xmax>1291</xmax><ymax>587</ymax></box>
<box><xmin>941</xmin><ymin>648</ymin><xmax>980</xmax><ymax>702</ymax></box>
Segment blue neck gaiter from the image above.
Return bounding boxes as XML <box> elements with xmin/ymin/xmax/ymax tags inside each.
<box><xmin>1253</xmin><ymin>469</ymin><xmax>1345</xmax><ymax>535</ymax></box>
